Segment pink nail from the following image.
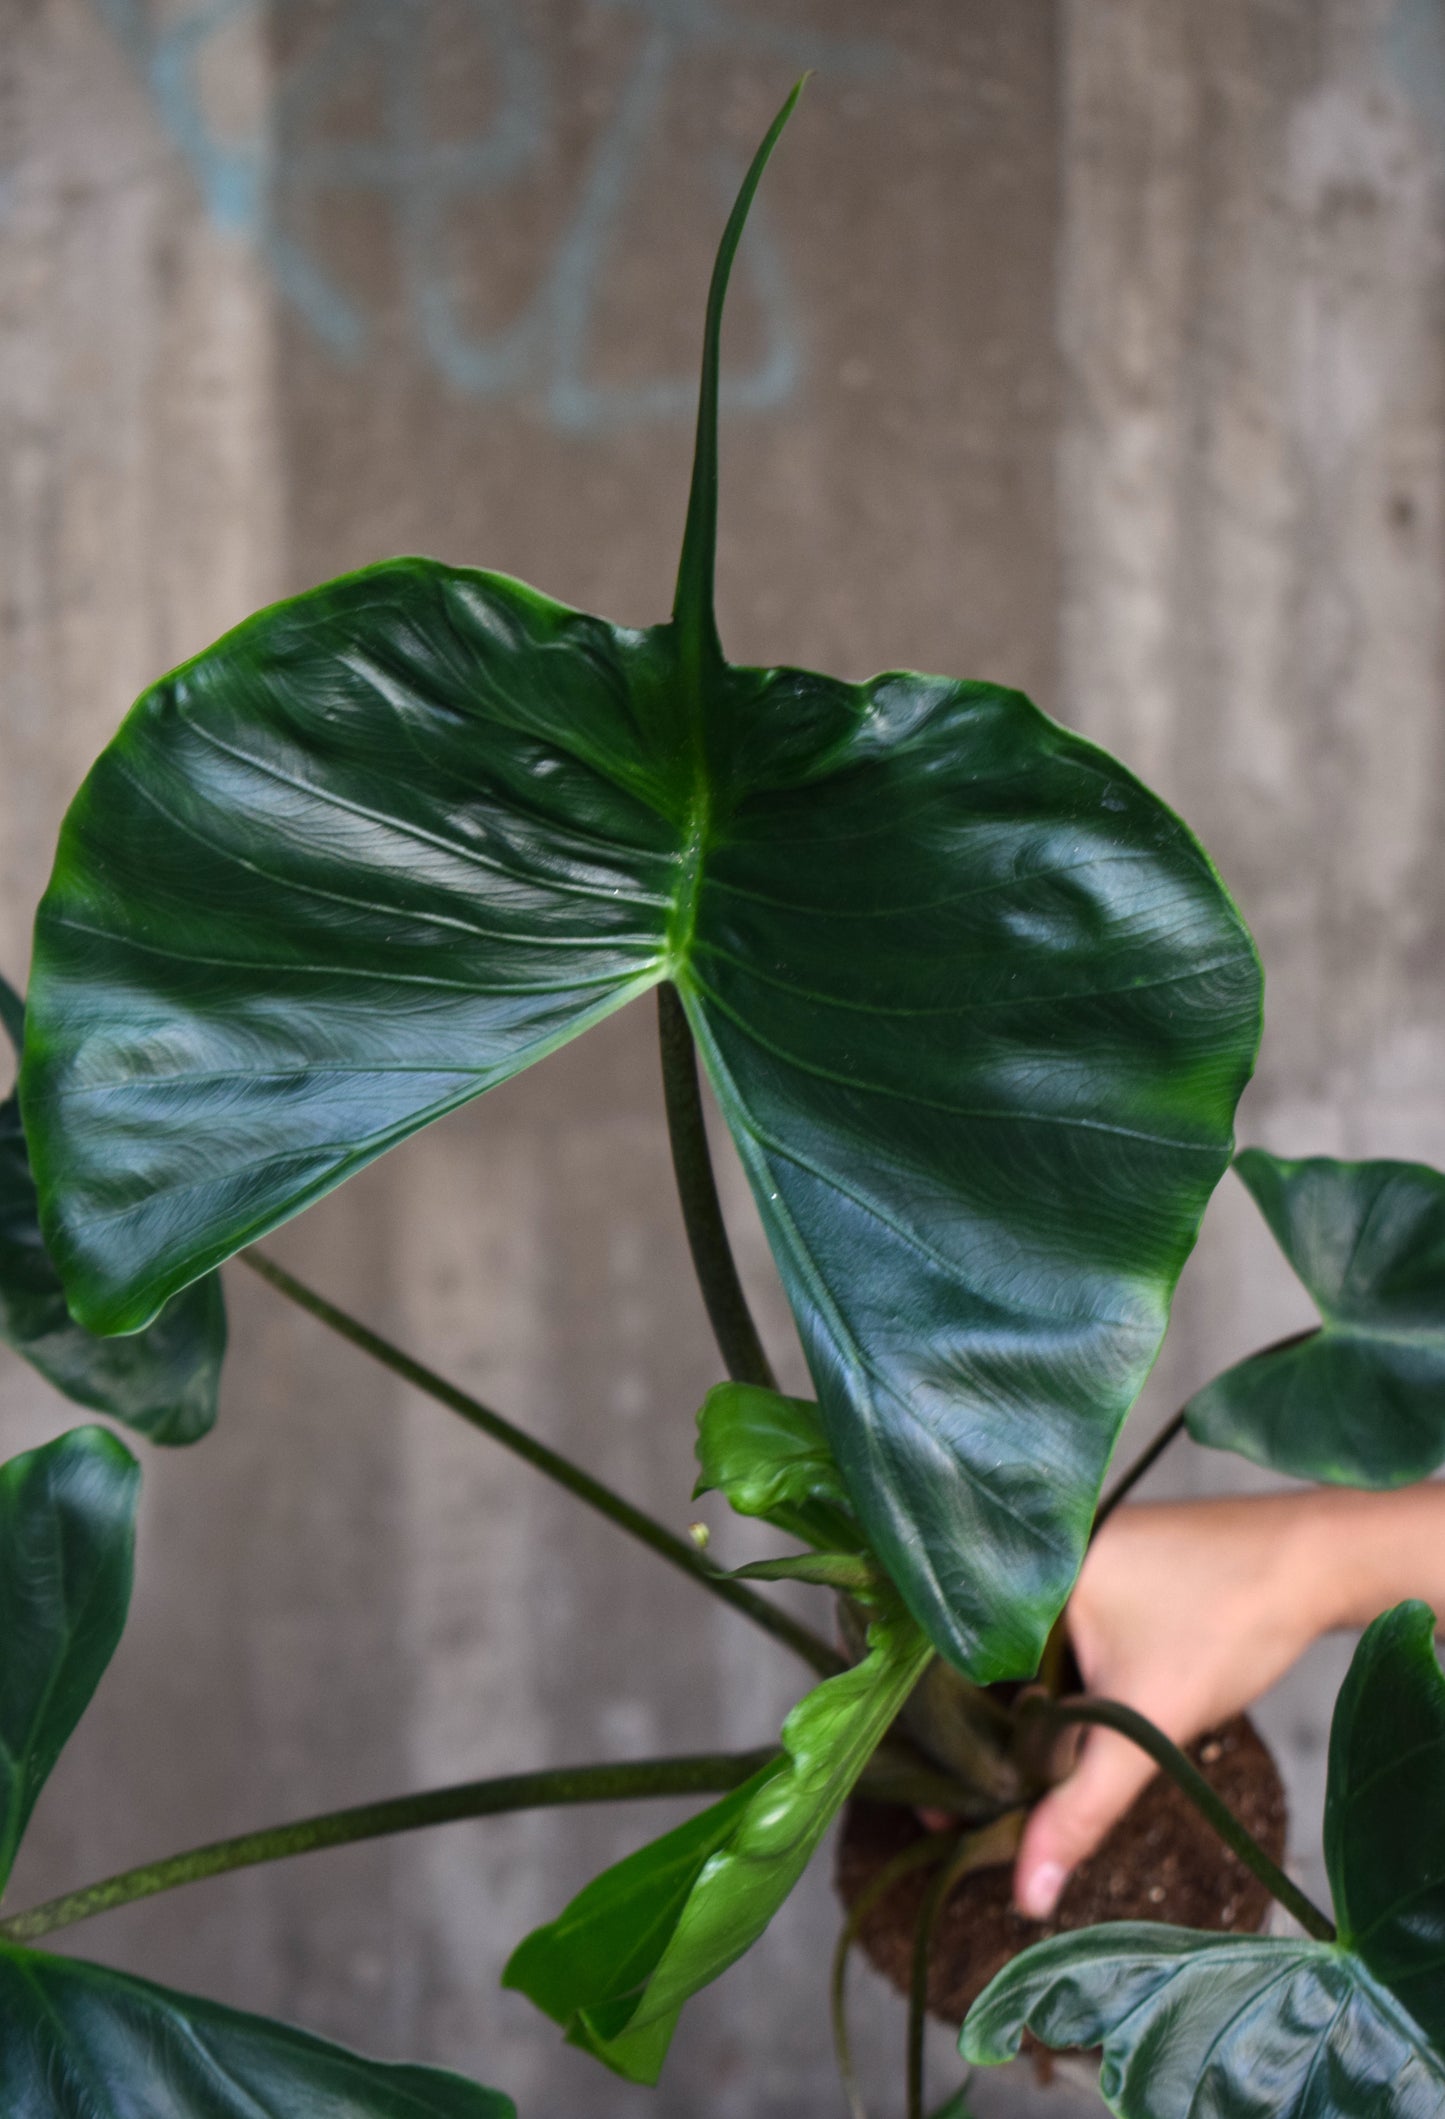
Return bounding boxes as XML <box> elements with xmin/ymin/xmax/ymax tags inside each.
<box><xmin>1019</xmin><ymin>1860</ymin><xmax>1065</xmax><ymax>1920</ymax></box>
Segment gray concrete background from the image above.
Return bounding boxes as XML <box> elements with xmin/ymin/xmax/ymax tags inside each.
<box><xmin>1</xmin><ymin>3</ymin><xmax>1442</xmax><ymax>2114</ymax></box>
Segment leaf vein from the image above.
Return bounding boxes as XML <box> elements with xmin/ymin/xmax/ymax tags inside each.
<box><xmin>691</xmin><ymin>975</ymin><xmax>1219</xmax><ymax>1156</ymax></box>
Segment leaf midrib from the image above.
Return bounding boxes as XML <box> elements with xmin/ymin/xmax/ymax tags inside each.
<box><xmin>686</xmin><ymin>1006</ymin><xmax>1064</xmax><ymax>1580</ymax></box>
<box><xmin>692</xmin><ymin>969</ymin><xmax>1221</xmax><ymax>1156</ymax></box>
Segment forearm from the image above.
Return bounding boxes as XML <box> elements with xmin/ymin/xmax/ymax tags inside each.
<box><xmin>1289</xmin><ymin>1482</ymin><xmax>1445</xmax><ymax>1635</ymax></box>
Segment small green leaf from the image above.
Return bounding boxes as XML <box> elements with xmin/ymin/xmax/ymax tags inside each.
<box><xmin>960</xmin><ymin>1926</ymin><xmax>1445</xmax><ymax>2118</ymax></box>
<box><xmin>502</xmin><ymin>1773</ymin><xmax>766</xmax><ymax>2085</ymax></box>
<box><xmin>694</xmin><ymin>1382</ymin><xmax>862</xmax><ymax>1550</ymax></box>
<box><xmin>1327</xmin><ymin>1601</ymin><xmax>1445</xmax><ymax>2044</ymax></box>
<box><xmin>22</xmin><ymin>89</ymin><xmax>1259</xmax><ymax>1680</ymax></box>
<box><xmin>728</xmin><ymin>1551</ymin><xmax>883</xmax><ymax>1591</ymax></box>
<box><xmin>0</xmin><ymin>1427</ymin><xmax>138</xmax><ymax>1891</ymax></box>
<box><xmin>1187</xmin><ymin>1152</ymin><xmax>1445</xmax><ymax>1485</ymax></box>
<box><xmin>0</xmin><ymin>976</ymin><xmax>224</xmax><ymax>1445</ymax></box>
<box><xmin>962</xmin><ymin>1604</ymin><xmax>1445</xmax><ymax>2116</ymax></box>
<box><xmin>0</xmin><ymin>1943</ymin><xmax>515</xmax><ymax>2117</ymax></box>
<box><xmin>505</xmin><ymin>1602</ymin><xmax>931</xmax><ymax>2083</ymax></box>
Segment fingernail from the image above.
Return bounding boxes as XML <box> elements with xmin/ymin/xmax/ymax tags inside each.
<box><xmin>1018</xmin><ymin>1861</ymin><xmax>1065</xmax><ymax>1920</ymax></box>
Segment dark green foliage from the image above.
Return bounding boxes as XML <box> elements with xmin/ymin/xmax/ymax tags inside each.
<box><xmin>0</xmin><ymin>1947</ymin><xmax>516</xmax><ymax>2119</ymax></box>
<box><xmin>0</xmin><ymin>976</ymin><xmax>224</xmax><ymax>1444</ymax></box>
<box><xmin>0</xmin><ymin>1428</ymin><xmax>517</xmax><ymax>2117</ymax></box>
<box><xmin>1326</xmin><ymin>1602</ymin><xmax>1445</xmax><ymax>2043</ymax></box>
<box><xmin>1187</xmin><ymin>1151</ymin><xmax>1445</xmax><ymax>1485</ymax></box>
<box><xmin>0</xmin><ymin>1427</ymin><xmax>137</xmax><ymax>1890</ymax></box>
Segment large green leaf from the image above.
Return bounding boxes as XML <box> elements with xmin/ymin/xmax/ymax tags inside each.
<box><xmin>1326</xmin><ymin>1601</ymin><xmax>1445</xmax><ymax>2042</ymax></box>
<box><xmin>504</xmin><ymin>1600</ymin><xmax>931</xmax><ymax>2083</ymax></box>
<box><xmin>961</xmin><ymin>1603</ymin><xmax>1445</xmax><ymax>2115</ymax></box>
<box><xmin>1187</xmin><ymin>1151</ymin><xmax>1445</xmax><ymax>1485</ymax></box>
<box><xmin>960</xmin><ymin>1926</ymin><xmax>1445</xmax><ymax>2117</ymax></box>
<box><xmin>0</xmin><ymin>977</ymin><xmax>224</xmax><ymax>1444</ymax></box>
<box><xmin>693</xmin><ymin>1381</ymin><xmax>861</xmax><ymax>1550</ymax></box>
<box><xmin>0</xmin><ymin>1426</ymin><xmax>138</xmax><ymax>1892</ymax></box>
<box><xmin>0</xmin><ymin>1943</ymin><xmax>515</xmax><ymax>2118</ymax></box>
<box><xmin>19</xmin><ymin>87</ymin><xmax>1259</xmax><ymax>1678</ymax></box>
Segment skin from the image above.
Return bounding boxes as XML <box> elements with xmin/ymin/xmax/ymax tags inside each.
<box><xmin>1012</xmin><ymin>1484</ymin><xmax>1445</xmax><ymax>1920</ymax></box>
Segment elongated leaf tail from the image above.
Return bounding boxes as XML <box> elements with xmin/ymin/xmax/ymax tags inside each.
<box><xmin>671</xmin><ymin>77</ymin><xmax>807</xmax><ymax>670</ymax></box>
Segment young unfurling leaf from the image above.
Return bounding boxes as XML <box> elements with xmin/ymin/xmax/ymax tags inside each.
<box><xmin>505</xmin><ymin>1600</ymin><xmax>930</xmax><ymax>2083</ymax></box>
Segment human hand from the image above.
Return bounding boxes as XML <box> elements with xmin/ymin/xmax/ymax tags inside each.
<box><xmin>1012</xmin><ymin>1495</ymin><xmax>1327</xmax><ymax>1919</ymax></box>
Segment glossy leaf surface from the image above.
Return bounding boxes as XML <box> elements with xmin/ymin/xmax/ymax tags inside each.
<box><xmin>502</xmin><ymin>1771</ymin><xmax>765</xmax><ymax>2085</ymax></box>
<box><xmin>963</xmin><ymin>1604</ymin><xmax>1445</xmax><ymax>2114</ymax></box>
<box><xmin>0</xmin><ymin>1427</ymin><xmax>137</xmax><ymax>1891</ymax></box>
<box><xmin>693</xmin><ymin>1382</ymin><xmax>861</xmax><ymax>1550</ymax></box>
<box><xmin>21</xmin><ymin>93</ymin><xmax>1259</xmax><ymax>1678</ymax></box>
<box><xmin>505</xmin><ymin>1602</ymin><xmax>930</xmax><ymax>2082</ymax></box>
<box><xmin>0</xmin><ymin>977</ymin><xmax>224</xmax><ymax>1444</ymax></box>
<box><xmin>0</xmin><ymin>1944</ymin><xmax>515</xmax><ymax>2118</ymax></box>
<box><xmin>1187</xmin><ymin>1151</ymin><xmax>1445</xmax><ymax>1485</ymax></box>
<box><xmin>961</xmin><ymin>1925</ymin><xmax>1445</xmax><ymax>2118</ymax></box>
<box><xmin>1326</xmin><ymin>1601</ymin><xmax>1445</xmax><ymax>2042</ymax></box>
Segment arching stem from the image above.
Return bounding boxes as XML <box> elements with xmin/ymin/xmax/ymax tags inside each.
<box><xmin>240</xmin><ymin>1249</ymin><xmax>835</xmax><ymax>1676</ymax></box>
<box><xmin>907</xmin><ymin>1813</ymin><xmax>1025</xmax><ymax>2119</ymax></box>
<box><xmin>1021</xmin><ymin>1695</ymin><xmax>1334</xmax><ymax>1942</ymax></box>
<box><xmin>831</xmin><ymin>1835</ymin><xmax>952</xmax><ymax>2119</ymax></box>
<box><xmin>1092</xmin><ymin>1410</ymin><xmax>1186</xmax><ymax>1532</ymax></box>
<box><xmin>0</xmin><ymin>1752</ymin><xmax>776</xmax><ymax>1943</ymax></box>
<box><xmin>1092</xmin><ymin>1327</ymin><xmax>1320</xmax><ymax>1536</ymax></box>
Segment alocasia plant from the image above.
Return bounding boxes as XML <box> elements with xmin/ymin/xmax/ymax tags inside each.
<box><xmin>17</xmin><ymin>80</ymin><xmax>1261</xmax><ymax>1685</ymax></box>
<box><xmin>1</xmin><ymin>75</ymin><xmax>1442</xmax><ymax>2119</ymax></box>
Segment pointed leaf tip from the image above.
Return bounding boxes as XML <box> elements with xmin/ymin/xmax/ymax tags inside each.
<box><xmin>672</xmin><ymin>78</ymin><xmax>807</xmax><ymax>669</ymax></box>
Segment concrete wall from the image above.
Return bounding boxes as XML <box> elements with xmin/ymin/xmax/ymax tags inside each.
<box><xmin>1</xmin><ymin>3</ymin><xmax>1441</xmax><ymax>2113</ymax></box>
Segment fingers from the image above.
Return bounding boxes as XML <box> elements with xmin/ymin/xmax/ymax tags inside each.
<box><xmin>1013</xmin><ymin>1727</ymin><xmax>1156</xmax><ymax>1920</ymax></box>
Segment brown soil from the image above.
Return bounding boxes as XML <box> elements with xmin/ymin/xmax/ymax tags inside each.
<box><xmin>834</xmin><ymin>1715</ymin><xmax>1287</xmax><ymax>2029</ymax></box>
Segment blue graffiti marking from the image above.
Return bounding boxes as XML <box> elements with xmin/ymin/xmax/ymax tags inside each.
<box><xmin>1385</xmin><ymin>0</ymin><xmax>1445</xmax><ymax>137</ymax></box>
<box><xmin>91</xmin><ymin>0</ymin><xmax>898</xmax><ymax>433</ymax></box>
